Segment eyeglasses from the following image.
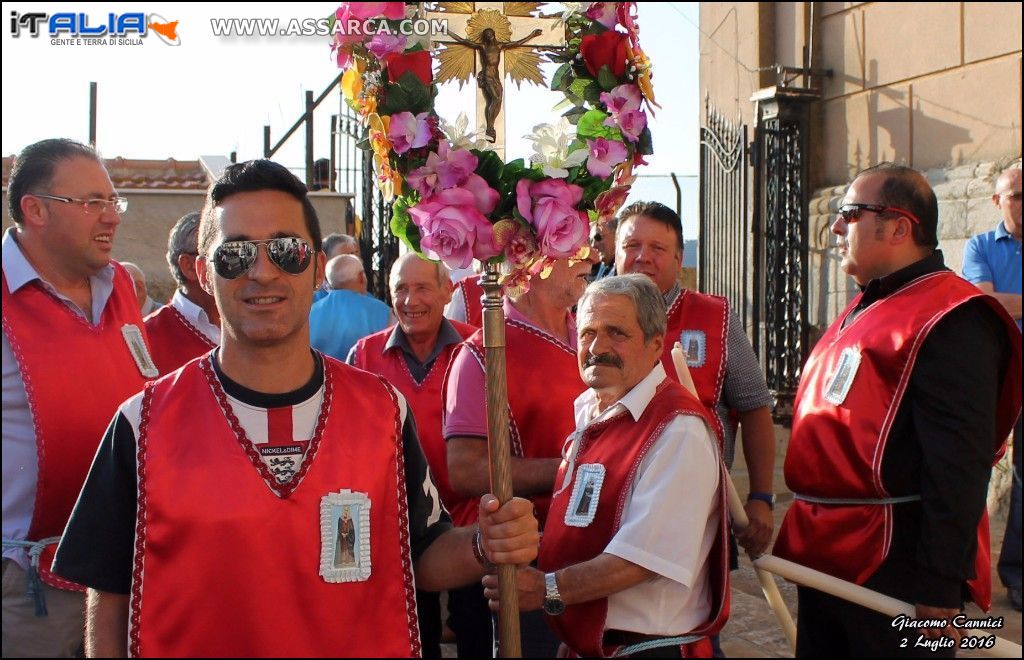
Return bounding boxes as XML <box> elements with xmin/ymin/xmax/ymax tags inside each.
<box><xmin>31</xmin><ymin>193</ymin><xmax>128</xmax><ymax>214</ymax></box>
<box><xmin>212</xmin><ymin>237</ymin><xmax>314</xmax><ymax>280</ymax></box>
<box><xmin>837</xmin><ymin>203</ymin><xmax>921</xmax><ymax>225</ymax></box>
<box><xmin>998</xmin><ymin>191</ymin><xmax>1022</xmax><ymax>202</ymax></box>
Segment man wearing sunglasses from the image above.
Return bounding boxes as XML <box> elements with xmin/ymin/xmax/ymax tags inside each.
<box><xmin>2</xmin><ymin>138</ymin><xmax>155</xmax><ymax>657</ymax></box>
<box><xmin>963</xmin><ymin>166</ymin><xmax>1022</xmax><ymax>612</ymax></box>
<box><xmin>775</xmin><ymin>163</ymin><xmax>1022</xmax><ymax>656</ymax></box>
<box><xmin>51</xmin><ymin>159</ymin><xmax>539</xmax><ymax>657</ymax></box>
<box><xmin>143</xmin><ymin>212</ymin><xmax>220</xmax><ymax>376</ymax></box>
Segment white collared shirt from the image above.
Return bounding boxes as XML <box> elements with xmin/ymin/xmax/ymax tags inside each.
<box><xmin>168</xmin><ymin>290</ymin><xmax>220</xmax><ymax>344</ymax></box>
<box><xmin>565</xmin><ymin>363</ymin><xmax>722</xmax><ymax>635</ymax></box>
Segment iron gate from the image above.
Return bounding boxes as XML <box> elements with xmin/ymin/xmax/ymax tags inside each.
<box><xmin>751</xmin><ymin>88</ymin><xmax>816</xmax><ymax>422</ymax></box>
<box><xmin>698</xmin><ymin>100</ymin><xmax>749</xmax><ymax>330</ymax></box>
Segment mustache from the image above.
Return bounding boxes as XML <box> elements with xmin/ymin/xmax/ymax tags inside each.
<box><xmin>584</xmin><ymin>353</ymin><xmax>623</xmax><ymax>369</ymax></box>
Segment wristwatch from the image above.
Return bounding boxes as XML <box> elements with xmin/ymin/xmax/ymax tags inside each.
<box><xmin>542</xmin><ymin>572</ymin><xmax>565</xmax><ymax>616</ymax></box>
<box><xmin>747</xmin><ymin>492</ymin><xmax>776</xmax><ymax>510</ymax></box>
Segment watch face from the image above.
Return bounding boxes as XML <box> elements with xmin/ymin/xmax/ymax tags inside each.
<box><xmin>543</xmin><ymin>598</ymin><xmax>565</xmax><ymax>616</ymax></box>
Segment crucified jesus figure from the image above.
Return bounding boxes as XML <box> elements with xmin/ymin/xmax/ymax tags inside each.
<box><xmin>448</xmin><ymin>27</ymin><xmax>544</xmax><ymax>141</ymax></box>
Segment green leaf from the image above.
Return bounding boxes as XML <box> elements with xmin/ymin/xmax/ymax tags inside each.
<box><xmin>577</xmin><ymin>109</ymin><xmax>621</xmax><ymax>140</ymax></box>
<box><xmin>397</xmin><ymin>71</ymin><xmax>432</xmax><ymax>114</ymax></box>
<box><xmin>551</xmin><ymin>63</ymin><xmax>572</xmax><ymax>91</ymax></box>
<box><xmin>561</xmin><ymin>106</ymin><xmax>587</xmax><ymax>124</ymax></box>
<box><xmin>390</xmin><ymin>196</ymin><xmax>421</xmax><ymax>253</ymax></box>
<box><xmin>597</xmin><ymin>65</ymin><xmax>620</xmax><ymax>92</ymax></box>
<box><xmin>568</xmin><ymin>77</ymin><xmax>599</xmax><ymax>104</ymax></box>
<box><xmin>475</xmin><ymin>150</ymin><xmax>504</xmax><ymax>188</ymax></box>
<box><xmin>637</xmin><ymin>126</ymin><xmax>654</xmax><ymax>156</ymax></box>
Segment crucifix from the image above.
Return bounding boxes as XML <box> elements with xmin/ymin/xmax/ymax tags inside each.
<box><xmin>423</xmin><ymin>2</ymin><xmax>565</xmax><ymax>156</ymax></box>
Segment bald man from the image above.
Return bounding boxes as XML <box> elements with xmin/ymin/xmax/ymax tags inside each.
<box><xmin>120</xmin><ymin>262</ymin><xmax>159</xmax><ymax>315</ymax></box>
<box><xmin>963</xmin><ymin>166</ymin><xmax>1022</xmax><ymax>611</ymax></box>
<box><xmin>309</xmin><ymin>254</ymin><xmax>393</xmax><ymax>360</ymax></box>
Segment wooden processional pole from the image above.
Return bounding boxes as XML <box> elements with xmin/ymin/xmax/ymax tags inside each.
<box><xmin>480</xmin><ymin>261</ymin><xmax>521</xmax><ymax>658</ymax></box>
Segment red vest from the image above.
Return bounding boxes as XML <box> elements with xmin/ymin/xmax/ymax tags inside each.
<box><xmin>775</xmin><ymin>272</ymin><xmax>1022</xmax><ymax>610</ymax></box>
<box><xmin>144</xmin><ymin>302</ymin><xmax>217</xmax><ymax>375</ymax></box>
<box><xmin>538</xmin><ymin>379</ymin><xmax>730</xmax><ymax>657</ymax></box>
<box><xmin>455</xmin><ymin>275</ymin><xmax>484</xmax><ymax>327</ymax></box>
<box><xmin>660</xmin><ymin>290</ymin><xmax>729</xmax><ymax>441</ymax></box>
<box><xmin>459</xmin><ymin>319</ymin><xmax>585</xmax><ymax>527</ymax></box>
<box><xmin>352</xmin><ymin>321</ymin><xmax>478</xmax><ymax>526</ymax></box>
<box><xmin>2</xmin><ymin>264</ymin><xmax>152</xmax><ymax>590</ymax></box>
<box><xmin>129</xmin><ymin>356</ymin><xmax>421</xmax><ymax>657</ymax></box>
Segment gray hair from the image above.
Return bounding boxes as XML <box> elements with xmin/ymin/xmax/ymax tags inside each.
<box><xmin>323</xmin><ymin>233</ymin><xmax>359</xmax><ymax>258</ymax></box>
<box><xmin>326</xmin><ymin>253</ymin><xmax>365</xmax><ymax>289</ymax></box>
<box><xmin>578</xmin><ymin>274</ymin><xmax>666</xmax><ymax>341</ymax></box>
<box><xmin>167</xmin><ymin>212</ymin><xmax>201</xmax><ymax>288</ymax></box>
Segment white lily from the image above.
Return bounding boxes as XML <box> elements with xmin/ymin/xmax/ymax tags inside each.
<box><xmin>439</xmin><ymin>112</ymin><xmax>492</xmax><ymax>152</ymax></box>
<box><xmin>525</xmin><ymin>117</ymin><xmax>588</xmax><ymax>178</ymax></box>
<box><xmin>551</xmin><ymin>2</ymin><xmax>591</xmax><ymax>28</ymax></box>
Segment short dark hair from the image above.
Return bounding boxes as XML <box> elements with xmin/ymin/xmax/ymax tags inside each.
<box><xmin>7</xmin><ymin>138</ymin><xmax>101</xmax><ymax>224</ymax></box>
<box><xmin>856</xmin><ymin>163</ymin><xmax>938</xmax><ymax>248</ymax></box>
<box><xmin>198</xmin><ymin>159</ymin><xmax>322</xmax><ymax>255</ymax></box>
<box><xmin>167</xmin><ymin>212</ymin><xmax>201</xmax><ymax>288</ymax></box>
<box><xmin>617</xmin><ymin>201</ymin><xmax>684</xmax><ymax>253</ymax></box>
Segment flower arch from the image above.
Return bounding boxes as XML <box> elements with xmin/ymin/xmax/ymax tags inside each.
<box><xmin>332</xmin><ymin>1</ymin><xmax>657</xmax><ymax>289</ymax></box>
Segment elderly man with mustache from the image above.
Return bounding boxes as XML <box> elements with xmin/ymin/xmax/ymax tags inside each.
<box><xmin>485</xmin><ymin>274</ymin><xmax>730</xmax><ymax>658</ymax></box>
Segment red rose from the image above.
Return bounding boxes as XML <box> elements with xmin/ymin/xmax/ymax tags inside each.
<box><xmin>580</xmin><ymin>31</ymin><xmax>628</xmax><ymax>80</ymax></box>
<box><xmin>385</xmin><ymin>50</ymin><xmax>433</xmax><ymax>86</ymax></box>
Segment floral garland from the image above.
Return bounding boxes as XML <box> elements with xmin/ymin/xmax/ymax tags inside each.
<box><xmin>332</xmin><ymin>1</ymin><xmax>657</xmax><ymax>289</ymax></box>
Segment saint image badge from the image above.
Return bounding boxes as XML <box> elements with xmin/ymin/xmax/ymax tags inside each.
<box><xmin>320</xmin><ymin>490</ymin><xmax>371</xmax><ymax>583</ymax></box>
<box><xmin>823</xmin><ymin>346</ymin><xmax>861</xmax><ymax>406</ymax></box>
<box><xmin>679</xmin><ymin>330</ymin><xmax>706</xmax><ymax>368</ymax></box>
<box><xmin>121</xmin><ymin>324</ymin><xmax>159</xmax><ymax>378</ymax></box>
<box><xmin>565</xmin><ymin>463</ymin><xmax>605</xmax><ymax>527</ymax></box>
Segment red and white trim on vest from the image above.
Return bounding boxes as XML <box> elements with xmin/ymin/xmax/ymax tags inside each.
<box><xmin>143</xmin><ymin>303</ymin><xmax>217</xmax><ymax>376</ymax></box>
<box><xmin>2</xmin><ymin>263</ymin><xmax>152</xmax><ymax>593</ymax></box>
<box><xmin>458</xmin><ymin>319</ymin><xmax>585</xmax><ymax>527</ymax></box>
<box><xmin>661</xmin><ymin>290</ymin><xmax>729</xmax><ymax>442</ymax></box>
<box><xmin>128</xmin><ymin>354</ymin><xmax>421</xmax><ymax>657</ymax></box>
<box><xmin>775</xmin><ymin>271</ymin><xmax>1022</xmax><ymax>611</ymax></box>
<box><xmin>456</xmin><ymin>275</ymin><xmax>484</xmax><ymax>328</ymax></box>
<box><xmin>352</xmin><ymin>321</ymin><xmax>477</xmax><ymax>526</ymax></box>
<box><xmin>538</xmin><ymin>379</ymin><xmax>730</xmax><ymax>658</ymax></box>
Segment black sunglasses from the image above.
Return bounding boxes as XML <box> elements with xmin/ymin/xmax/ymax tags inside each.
<box><xmin>212</xmin><ymin>238</ymin><xmax>313</xmax><ymax>280</ymax></box>
<box><xmin>838</xmin><ymin>203</ymin><xmax>921</xmax><ymax>225</ymax></box>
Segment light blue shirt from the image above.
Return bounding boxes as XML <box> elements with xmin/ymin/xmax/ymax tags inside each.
<box><xmin>2</xmin><ymin>228</ymin><xmax>115</xmax><ymax>569</ymax></box>
<box><xmin>309</xmin><ymin>289</ymin><xmax>393</xmax><ymax>361</ymax></box>
<box><xmin>963</xmin><ymin>221</ymin><xmax>1022</xmax><ymax>331</ymax></box>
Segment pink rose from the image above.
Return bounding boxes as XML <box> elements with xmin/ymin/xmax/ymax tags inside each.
<box><xmin>387</xmin><ymin>111</ymin><xmax>432</xmax><ymax>154</ymax></box>
<box><xmin>409</xmin><ymin>188</ymin><xmax>501</xmax><ymax>268</ymax></box>
<box><xmin>515</xmin><ymin>178</ymin><xmax>589</xmax><ymax>259</ymax></box>
<box><xmin>586</xmin><ymin>138</ymin><xmax>629</xmax><ymax>178</ymax></box>
<box><xmin>585</xmin><ymin>2</ymin><xmax>619</xmax><ymax>29</ymax></box>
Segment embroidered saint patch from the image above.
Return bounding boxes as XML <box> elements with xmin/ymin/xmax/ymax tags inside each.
<box><xmin>823</xmin><ymin>347</ymin><xmax>861</xmax><ymax>406</ymax></box>
<box><xmin>679</xmin><ymin>330</ymin><xmax>707</xmax><ymax>368</ymax></box>
<box><xmin>565</xmin><ymin>464</ymin><xmax>605</xmax><ymax>527</ymax></box>
<box><xmin>320</xmin><ymin>490</ymin><xmax>371</xmax><ymax>583</ymax></box>
<box><xmin>121</xmin><ymin>324</ymin><xmax>159</xmax><ymax>378</ymax></box>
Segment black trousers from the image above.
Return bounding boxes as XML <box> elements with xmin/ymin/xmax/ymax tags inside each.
<box><xmin>447</xmin><ymin>582</ymin><xmax>494</xmax><ymax>658</ymax></box>
<box><xmin>417</xmin><ymin>588</ymin><xmax>442</xmax><ymax>658</ymax></box>
<box><xmin>796</xmin><ymin>586</ymin><xmax>957</xmax><ymax>658</ymax></box>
